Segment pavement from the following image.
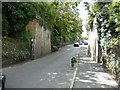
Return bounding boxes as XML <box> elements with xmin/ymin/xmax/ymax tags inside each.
<box><xmin>73</xmin><ymin>45</ymin><xmax>119</xmax><ymax>88</ymax></box>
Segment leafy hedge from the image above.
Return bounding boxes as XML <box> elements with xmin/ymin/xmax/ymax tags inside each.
<box><xmin>102</xmin><ymin>55</ymin><xmax>120</xmax><ymax>86</ymax></box>
<box><xmin>2</xmin><ymin>37</ymin><xmax>31</xmax><ymax>67</ymax></box>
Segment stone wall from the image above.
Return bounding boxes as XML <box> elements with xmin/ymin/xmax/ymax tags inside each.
<box><xmin>87</xmin><ymin>17</ymin><xmax>98</xmax><ymax>62</ymax></box>
<box><xmin>26</xmin><ymin>20</ymin><xmax>51</xmax><ymax>59</ymax></box>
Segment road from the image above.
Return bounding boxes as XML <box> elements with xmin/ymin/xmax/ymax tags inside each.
<box><xmin>3</xmin><ymin>44</ymin><xmax>82</xmax><ymax>88</ymax></box>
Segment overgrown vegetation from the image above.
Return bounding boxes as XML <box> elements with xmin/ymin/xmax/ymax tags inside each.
<box><xmin>2</xmin><ymin>37</ymin><xmax>31</xmax><ymax>67</ymax></box>
<box><xmin>2</xmin><ymin>2</ymin><xmax>82</xmax><ymax>45</ymax></box>
<box><xmin>2</xmin><ymin>2</ymin><xmax>83</xmax><ymax>66</ymax></box>
<box><xmin>84</xmin><ymin>0</ymin><xmax>120</xmax><ymax>85</ymax></box>
<box><xmin>50</xmin><ymin>2</ymin><xmax>83</xmax><ymax>46</ymax></box>
<box><xmin>102</xmin><ymin>54</ymin><xmax>120</xmax><ymax>85</ymax></box>
<box><xmin>2</xmin><ymin>2</ymin><xmax>36</xmax><ymax>66</ymax></box>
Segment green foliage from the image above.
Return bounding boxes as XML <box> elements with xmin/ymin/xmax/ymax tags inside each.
<box><xmin>2</xmin><ymin>37</ymin><xmax>31</xmax><ymax>66</ymax></box>
<box><xmin>71</xmin><ymin>57</ymin><xmax>77</xmax><ymax>63</ymax></box>
<box><xmin>2</xmin><ymin>2</ymin><xmax>36</xmax><ymax>37</ymax></box>
<box><xmin>2</xmin><ymin>2</ymin><xmax>83</xmax><ymax>66</ymax></box>
<box><xmin>2</xmin><ymin>2</ymin><xmax>83</xmax><ymax>47</ymax></box>
<box><xmin>85</xmin><ymin>1</ymin><xmax>120</xmax><ymax>50</ymax></box>
<box><xmin>102</xmin><ymin>55</ymin><xmax>107</xmax><ymax>68</ymax></box>
<box><xmin>87</xmin><ymin>1</ymin><xmax>120</xmax><ymax>84</ymax></box>
<box><xmin>84</xmin><ymin>2</ymin><xmax>95</xmax><ymax>31</ymax></box>
<box><xmin>51</xmin><ymin>2</ymin><xmax>82</xmax><ymax>46</ymax></box>
<box><xmin>2</xmin><ymin>15</ymin><xmax>9</xmax><ymax>36</ymax></box>
<box><xmin>102</xmin><ymin>54</ymin><xmax>120</xmax><ymax>83</ymax></box>
<box><xmin>19</xmin><ymin>29</ymin><xmax>31</xmax><ymax>46</ymax></box>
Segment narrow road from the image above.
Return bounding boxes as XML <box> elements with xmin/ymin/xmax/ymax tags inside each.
<box><xmin>3</xmin><ymin>44</ymin><xmax>118</xmax><ymax>88</ymax></box>
<box><xmin>3</xmin><ymin>44</ymin><xmax>81</xmax><ymax>88</ymax></box>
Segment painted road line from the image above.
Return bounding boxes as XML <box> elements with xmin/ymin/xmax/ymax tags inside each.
<box><xmin>70</xmin><ymin>67</ymin><xmax>78</xmax><ymax>90</ymax></box>
<box><xmin>70</xmin><ymin>54</ymin><xmax>79</xmax><ymax>89</ymax></box>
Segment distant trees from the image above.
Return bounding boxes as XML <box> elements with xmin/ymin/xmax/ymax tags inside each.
<box><xmin>51</xmin><ymin>2</ymin><xmax>83</xmax><ymax>46</ymax></box>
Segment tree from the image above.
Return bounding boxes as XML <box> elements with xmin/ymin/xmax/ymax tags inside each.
<box><xmin>2</xmin><ymin>2</ymin><xmax>37</xmax><ymax>37</ymax></box>
<box><xmin>51</xmin><ymin>2</ymin><xmax>82</xmax><ymax>46</ymax></box>
<box><xmin>2</xmin><ymin>2</ymin><xmax>83</xmax><ymax>46</ymax></box>
<box><xmin>86</xmin><ymin>1</ymin><xmax>120</xmax><ymax>85</ymax></box>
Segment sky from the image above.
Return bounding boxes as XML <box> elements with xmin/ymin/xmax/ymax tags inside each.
<box><xmin>77</xmin><ymin>0</ymin><xmax>94</xmax><ymax>38</ymax></box>
<box><xmin>77</xmin><ymin>1</ymin><xmax>88</xmax><ymax>37</ymax></box>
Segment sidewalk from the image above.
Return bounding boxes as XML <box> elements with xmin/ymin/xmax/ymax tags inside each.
<box><xmin>73</xmin><ymin>54</ymin><xmax>118</xmax><ymax>88</ymax></box>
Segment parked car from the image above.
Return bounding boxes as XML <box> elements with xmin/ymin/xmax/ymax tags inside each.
<box><xmin>74</xmin><ymin>42</ymin><xmax>79</xmax><ymax>47</ymax></box>
<box><xmin>79</xmin><ymin>41</ymin><xmax>83</xmax><ymax>45</ymax></box>
<box><xmin>83</xmin><ymin>40</ymin><xmax>88</xmax><ymax>45</ymax></box>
